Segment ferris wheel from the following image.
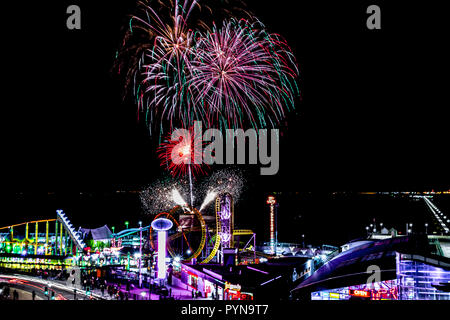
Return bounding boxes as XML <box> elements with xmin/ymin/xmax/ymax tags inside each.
<box><xmin>149</xmin><ymin>193</ymin><xmax>253</xmax><ymax>264</ymax></box>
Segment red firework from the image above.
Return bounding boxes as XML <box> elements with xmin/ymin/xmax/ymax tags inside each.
<box><xmin>157</xmin><ymin>126</ymin><xmax>207</xmax><ymax>178</ymax></box>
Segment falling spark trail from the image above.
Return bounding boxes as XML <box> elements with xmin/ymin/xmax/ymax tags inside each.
<box><xmin>172</xmin><ymin>188</ymin><xmax>187</xmax><ymax>206</ymax></box>
<box><xmin>200</xmin><ymin>191</ymin><xmax>217</xmax><ymax>211</ymax></box>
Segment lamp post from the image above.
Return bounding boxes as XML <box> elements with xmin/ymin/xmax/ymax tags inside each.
<box><xmin>110</xmin><ymin>226</ymin><xmax>115</xmax><ymax>265</ymax></box>
<box><xmin>425</xmin><ymin>223</ymin><xmax>428</xmax><ymax>235</ymax></box>
<box><xmin>366</xmin><ymin>226</ymin><xmax>369</xmax><ymax>237</ymax></box>
<box><xmin>302</xmin><ymin>234</ymin><xmax>305</xmax><ymax>248</ymax></box>
<box><xmin>138</xmin><ymin>221</ymin><xmax>142</xmax><ymax>288</ymax></box>
<box><xmin>406</xmin><ymin>223</ymin><xmax>413</xmax><ymax>235</ymax></box>
<box><xmin>148</xmin><ymin>284</ymin><xmax>152</xmax><ymax>300</ymax></box>
<box><xmin>125</xmin><ymin>221</ymin><xmax>129</xmax><ymax>229</ymax></box>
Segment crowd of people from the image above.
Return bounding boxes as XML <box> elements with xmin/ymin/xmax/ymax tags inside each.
<box><xmin>77</xmin><ymin>268</ymin><xmax>175</xmax><ymax>300</ymax></box>
<box><xmin>1</xmin><ymin>265</ymin><xmax>183</xmax><ymax>300</ymax></box>
<box><xmin>80</xmin><ymin>269</ymin><xmax>106</xmax><ymax>291</ymax></box>
<box><xmin>0</xmin><ymin>286</ymin><xmax>24</xmax><ymax>300</ymax></box>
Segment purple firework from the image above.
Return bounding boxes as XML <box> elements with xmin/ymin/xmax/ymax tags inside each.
<box><xmin>189</xmin><ymin>19</ymin><xmax>299</xmax><ymax>129</ymax></box>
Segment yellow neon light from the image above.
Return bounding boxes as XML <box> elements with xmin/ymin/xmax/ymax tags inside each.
<box><xmin>0</xmin><ymin>219</ymin><xmax>56</xmax><ymax>230</ymax></box>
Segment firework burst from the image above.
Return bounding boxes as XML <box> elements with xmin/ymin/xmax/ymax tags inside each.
<box><xmin>116</xmin><ymin>0</ymin><xmax>203</xmax><ymax>135</ymax></box>
<box><xmin>190</xmin><ymin>18</ymin><xmax>299</xmax><ymax>130</ymax></box>
<box><xmin>140</xmin><ymin>168</ymin><xmax>246</xmax><ymax>215</ymax></box>
<box><xmin>199</xmin><ymin>167</ymin><xmax>246</xmax><ymax>204</ymax></box>
<box><xmin>157</xmin><ymin>124</ymin><xmax>208</xmax><ymax>178</ymax></box>
<box><xmin>116</xmin><ymin>1</ymin><xmax>298</xmax><ymax>136</ymax></box>
<box><xmin>139</xmin><ymin>175</ymin><xmax>190</xmax><ymax>214</ymax></box>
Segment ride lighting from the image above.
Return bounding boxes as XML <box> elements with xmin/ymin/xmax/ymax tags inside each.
<box><xmin>266</xmin><ymin>195</ymin><xmax>277</xmax><ymax>254</ymax></box>
<box><xmin>151</xmin><ymin>218</ymin><xmax>173</xmax><ymax>280</ymax></box>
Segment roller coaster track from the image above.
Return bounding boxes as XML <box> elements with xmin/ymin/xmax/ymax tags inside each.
<box><xmin>0</xmin><ymin>219</ymin><xmax>57</xmax><ymax>244</ymax></box>
<box><xmin>149</xmin><ymin>202</ymin><xmax>255</xmax><ymax>264</ymax></box>
<box><xmin>0</xmin><ymin>219</ymin><xmax>56</xmax><ymax>231</ymax></box>
<box><xmin>199</xmin><ymin>199</ymin><xmax>254</xmax><ymax>263</ymax></box>
<box><xmin>114</xmin><ymin>226</ymin><xmax>151</xmax><ymax>239</ymax></box>
<box><xmin>233</xmin><ymin>229</ymin><xmax>254</xmax><ymax>236</ymax></box>
<box><xmin>167</xmin><ymin>227</ymin><xmax>255</xmax><ymax>263</ymax></box>
<box><xmin>200</xmin><ymin>198</ymin><xmax>222</xmax><ymax>264</ymax></box>
<box><xmin>56</xmin><ymin>210</ymin><xmax>86</xmax><ymax>251</ymax></box>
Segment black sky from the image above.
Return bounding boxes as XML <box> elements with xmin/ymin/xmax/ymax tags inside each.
<box><xmin>3</xmin><ymin>1</ymin><xmax>450</xmax><ymax>237</ymax></box>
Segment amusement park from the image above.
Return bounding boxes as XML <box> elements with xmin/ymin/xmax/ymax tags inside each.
<box><xmin>0</xmin><ymin>190</ymin><xmax>306</xmax><ymax>301</ymax></box>
<box><xmin>2</xmin><ymin>0</ymin><xmax>450</xmax><ymax>311</ymax></box>
<box><xmin>2</xmin><ymin>189</ymin><xmax>450</xmax><ymax>301</ymax></box>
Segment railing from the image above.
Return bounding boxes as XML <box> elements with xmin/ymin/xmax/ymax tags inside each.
<box><xmin>400</xmin><ymin>253</ymin><xmax>450</xmax><ymax>269</ymax></box>
<box><xmin>322</xmin><ymin>244</ymin><xmax>339</xmax><ymax>252</ymax></box>
<box><xmin>429</xmin><ymin>238</ymin><xmax>444</xmax><ymax>257</ymax></box>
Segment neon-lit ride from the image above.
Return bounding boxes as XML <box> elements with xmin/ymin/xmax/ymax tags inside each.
<box><xmin>266</xmin><ymin>195</ymin><xmax>277</xmax><ymax>254</ymax></box>
<box><xmin>0</xmin><ymin>211</ymin><xmax>90</xmax><ymax>272</ymax></box>
<box><xmin>0</xmin><ymin>193</ymin><xmax>258</xmax><ymax>278</ymax></box>
<box><xmin>219</xmin><ymin>193</ymin><xmax>234</xmax><ymax>249</ymax></box>
<box><xmin>148</xmin><ymin>193</ymin><xmax>255</xmax><ymax>265</ymax></box>
<box><xmin>149</xmin><ymin>206</ymin><xmax>206</xmax><ymax>263</ymax></box>
<box><xmin>0</xmin><ymin>213</ymin><xmax>83</xmax><ymax>257</ymax></box>
<box><xmin>56</xmin><ymin>210</ymin><xmax>86</xmax><ymax>251</ymax></box>
<box><xmin>151</xmin><ymin>218</ymin><xmax>173</xmax><ymax>280</ymax></box>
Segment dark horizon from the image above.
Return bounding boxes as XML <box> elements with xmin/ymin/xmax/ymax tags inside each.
<box><xmin>5</xmin><ymin>190</ymin><xmax>450</xmax><ymax>248</ymax></box>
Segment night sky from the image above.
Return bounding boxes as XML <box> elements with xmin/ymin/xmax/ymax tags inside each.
<box><xmin>4</xmin><ymin>1</ymin><xmax>449</xmax><ymax>245</ymax></box>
